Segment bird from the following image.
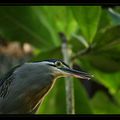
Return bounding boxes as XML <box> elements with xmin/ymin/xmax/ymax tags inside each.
<box><xmin>0</xmin><ymin>59</ymin><xmax>93</xmax><ymax>114</ymax></box>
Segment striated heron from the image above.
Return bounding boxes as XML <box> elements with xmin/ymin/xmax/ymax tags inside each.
<box><xmin>0</xmin><ymin>59</ymin><xmax>93</xmax><ymax>114</ymax></box>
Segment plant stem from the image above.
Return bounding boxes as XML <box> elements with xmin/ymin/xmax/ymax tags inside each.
<box><xmin>71</xmin><ymin>46</ymin><xmax>91</xmax><ymax>61</ymax></box>
<box><xmin>59</xmin><ymin>32</ymin><xmax>75</xmax><ymax>114</ymax></box>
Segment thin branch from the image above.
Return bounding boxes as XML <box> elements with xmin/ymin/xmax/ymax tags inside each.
<box><xmin>71</xmin><ymin>47</ymin><xmax>91</xmax><ymax>61</ymax></box>
<box><xmin>59</xmin><ymin>32</ymin><xmax>75</xmax><ymax>114</ymax></box>
<box><xmin>71</xmin><ymin>33</ymin><xmax>89</xmax><ymax>48</ymax></box>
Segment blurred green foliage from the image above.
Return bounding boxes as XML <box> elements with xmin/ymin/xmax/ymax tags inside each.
<box><xmin>0</xmin><ymin>6</ymin><xmax>120</xmax><ymax>114</ymax></box>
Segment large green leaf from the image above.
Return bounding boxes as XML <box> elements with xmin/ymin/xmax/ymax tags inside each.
<box><xmin>70</xmin><ymin>6</ymin><xmax>101</xmax><ymax>43</ymax></box>
<box><xmin>83</xmin><ymin>54</ymin><xmax>120</xmax><ymax>72</ymax></box>
<box><xmin>74</xmin><ymin>79</ymin><xmax>93</xmax><ymax>114</ymax></box>
<box><xmin>92</xmin><ymin>70</ymin><xmax>120</xmax><ymax>94</ymax></box>
<box><xmin>93</xmin><ymin>26</ymin><xmax>120</xmax><ymax>49</ymax></box>
<box><xmin>37</xmin><ymin>6</ymin><xmax>78</xmax><ymax>39</ymax></box>
<box><xmin>83</xmin><ymin>26</ymin><xmax>120</xmax><ymax>72</ymax></box>
<box><xmin>97</xmin><ymin>9</ymin><xmax>112</xmax><ymax>32</ymax></box>
<box><xmin>90</xmin><ymin>91</ymin><xmax>120</xmax><ymax>114</ymax></box>
<box><xmin>0</xmin><ymin>6</ymin><xmax>59</xmax><ymax>50</ymax></box>
<box><xmin>77</xmin><ymin>60</ymin><xmax>120</xmax><ymax>94</ymax></box>
<box><xmin>69</xmin><ymin>35</ymin><xmax>87</xmax><ymax>54</ymax></box>
<box><xmin>113</xmin><ymin>90</ymin><xmax>120</xmax><ymax>106</ymax></box>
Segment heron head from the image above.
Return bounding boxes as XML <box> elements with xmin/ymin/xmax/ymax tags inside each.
<box><xmin>41</xmin><ymin>59</ymin><xmax>93</xmax><ymax>80</ymax></box>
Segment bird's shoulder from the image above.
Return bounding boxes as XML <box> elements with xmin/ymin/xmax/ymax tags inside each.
<box><xmin>0</xmin><ymin>64</ymin><xmax>23</xmax><ymax>98</ymax></box>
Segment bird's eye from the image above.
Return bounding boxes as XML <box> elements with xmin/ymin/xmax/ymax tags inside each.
<box><xmin>55</xmin><ymin>61</ymin><xmax>63</xmax><ymax>67</ymax></box>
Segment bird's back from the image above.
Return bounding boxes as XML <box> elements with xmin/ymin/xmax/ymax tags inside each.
<box><xmin>0</xmin><ymin>63</ymin><xmax>54</xmax><ymax>114</ymax></box>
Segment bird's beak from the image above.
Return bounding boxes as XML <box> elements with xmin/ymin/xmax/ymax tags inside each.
<box><xmin>60</xmin><ymin>67</ymin><xmax>93</xmax><ymax>80</ymax></box>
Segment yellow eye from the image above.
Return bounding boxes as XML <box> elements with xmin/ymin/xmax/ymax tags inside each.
<box><xmin>55</xmin><ymin>61</ymin><xmax>63</xmax><ymax>67</ymax></box>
